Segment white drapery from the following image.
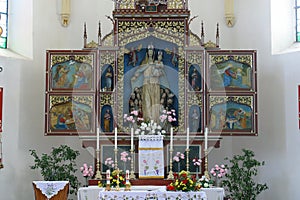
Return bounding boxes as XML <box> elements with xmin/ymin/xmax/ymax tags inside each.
<box><xmin>138</xmin><ymin>135</ymin><xmax>164</xmax><ymax>179</ymax></box>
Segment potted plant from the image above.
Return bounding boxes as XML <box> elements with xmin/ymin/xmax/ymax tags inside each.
<box><xmin>29</xmin><ymin>145</ymin><xmax>80</xmax><ymax>195</ymax></box>
<box><xmin>222</xmin><ymin>149</ymin><xmax>268</xmax><ymax>200</ymax></box>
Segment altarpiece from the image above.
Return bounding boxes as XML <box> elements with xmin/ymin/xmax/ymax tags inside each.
<box><xmin>44</xmin><ymin>0</ymin><xmax>257</xmax><ymax>178</ymax></box>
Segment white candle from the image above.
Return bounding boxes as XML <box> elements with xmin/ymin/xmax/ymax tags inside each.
<box><xmin>170</xmin><ymin>127</ymin><xmax>173</xmax><ymax>150</ymax></box>
<box><xmin>131</xmin><ymin>127</ymin><xmax>134</xmax><ymax>150</ymax></box>
<box><xmin>106</xmin><ymin>169</ymin><xmax>110</xmax><ymax>184</ymax></box>
<box><xmin>62</xmin><ymin>0</ymin><xmax>70</xmax><ymax>14</ymax></box>
<box><xmin>114</xmin><ymin>127</ymin><xmax>117</xmax><ymax>149</ymax></box>
<box><xmin>186</xmin><ymin>127</ymin><xmax>189</xmax><ymax>149</ymax></box>
<box><xmin>205</xmin><ymin>127</ymin><xmax>208</xmax><ymax>150</ymax></box>
<box><xmin>96</xmin><ymin>128</ymin><xmax>100</xmax><ymax>150</ymax></box>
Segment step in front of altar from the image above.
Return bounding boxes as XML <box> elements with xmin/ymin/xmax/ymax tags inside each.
<box><xmin>89</xmin><ymin>179</ymin><xmax>172</xmax><ymax>186</ymax></box>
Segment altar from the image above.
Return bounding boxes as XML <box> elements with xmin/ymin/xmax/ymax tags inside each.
<box><xmin>77</xmin><ymin>186</ymin><xmax>225</xmax><ymax>200</ymax></box>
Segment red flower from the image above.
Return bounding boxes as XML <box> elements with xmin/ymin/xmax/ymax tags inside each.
<box><xmin>182</xmin><ymin>179</ymin><xmax>188</xmax><ymax>184</ymax></box>
<box><xmin>166</xmin><ymin>184</ymin><xmax>176</xmax><ymax>191</ymax></box>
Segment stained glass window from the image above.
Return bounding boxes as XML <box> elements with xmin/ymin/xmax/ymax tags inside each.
<box><xmin>296</xmin><ymin>0</ymin><xmax>300</xmax><ymax>42</ymax></box>
<box><xmin>0</xmin><ymin>0</ymin><xmax>8</xmax><ymax>49</ymax></box>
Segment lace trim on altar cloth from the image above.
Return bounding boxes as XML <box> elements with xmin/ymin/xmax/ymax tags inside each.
<box><xmin>139</xmin><ymin>135</ymin><xmax>164</xmax><ymax>141</ymax></box>
<box><xmin>33</xmin><ymin>181</ymin><xmax>69</xmax><ymax>199</ymax></box>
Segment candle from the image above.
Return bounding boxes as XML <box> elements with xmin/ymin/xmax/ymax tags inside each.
<box><xmin>126</xmin><ymin>170</ymin><xmax>129</xmax><ymax>180</ymax></box>
<box><xmin>225</xmin><ymin>0</ymin><xmax>234</xmax><ymax>15</ymax></box>
<box><xmin>96</xmin><ymin>128</ymin><xmax>100</xmax><ymax>150</ymax></box>
<box><xmin>106</xmin><ymin>169</ymin><xmax>110</xmax><ymax>184</ymax></box>
<box><xmin>170</xmin><ymin>127</ymin><xmax>173</xmax><ymax>150</ymax></box>
<box><xmin>205</xmin><ymin>127</ymin><xmax>208</xmax><ymax>150</ymax></box>
<box><xmin>131</xmin><ymin>127</ymin><xmax>134</xmax><ymax>150</ymax></box>
<box><xmin>186</xmin><ymin>127</ymin><xmax>189</xmax><ymax>149</ymax></box>
<box><xmin>62</xmin><ymin>0</ymin><xmax>70</xmax><ymax>14</ymax></box>
<box><xmin>114</xmin><ymin>127</ymin><xmax>117</xmax><ymax>149</ymax></box>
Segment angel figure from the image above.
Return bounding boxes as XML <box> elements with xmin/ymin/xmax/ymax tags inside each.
<box><xmin>125</xmin><ymin>44</ymin><xmax>143</xmax><ymax>67</ymax></box>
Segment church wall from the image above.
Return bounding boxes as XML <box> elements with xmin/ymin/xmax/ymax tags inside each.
<box><xmin>0</xmin><ymin>0</ymin><xmax>298</xmax><ymax>199</ymax></box>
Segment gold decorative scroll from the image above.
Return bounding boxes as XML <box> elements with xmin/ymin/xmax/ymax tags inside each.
<box><xmin>209</xmin><ymin>96</ymin><xmax>253</xmax><ymax>108</ymax></box>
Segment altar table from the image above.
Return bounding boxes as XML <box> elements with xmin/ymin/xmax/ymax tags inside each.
<box><xmin>78</xmin><ymin>186</ymin><xmax>224</xmax><ymax>200</ymax></box>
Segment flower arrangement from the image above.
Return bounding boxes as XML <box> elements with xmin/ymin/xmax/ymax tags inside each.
<box><xmin>80</xmin><ymin>163</ymin><xmax>94</xmax><ymax>186</ymax></box>
<box><xmin>192</xmin><ymin>157</ymin><xmax>202</xmax><ymax>178</ymax></box>
<box><xmin>210</xmin><ymin>164</ymin><xmax>227</xmax><ymax>178</ymax></box>
<box><xmin>135</xmin><ymin>120</ymin><xmax>166</xmax><ymax>135</ymax></box>
<box><xmin>109</xmin><ymin>169</ymin><xmax>126</xmax><ymax>188</ymax></box>
<box><xmin>166</xmin><ymin>170</ymin><xmax>200</xmax><ymax>192</ymax></box>
<box><xmin>173</xmin><ymin>151</ymin><xmax>185</xmax><ymax>172</ymax></box>
<box><xmin>104</xmin><ymin>157</ymin><xmax>114</xmax><ymax>169</ymax></box>
<box><xmin>197</xmin><ymin>175</ymin><xmax>213</xmax><ymax>188</ymax></box>
<box><xmin>124</xmin><ymin>110</ymin><xmax>143</xmax><ymax>127</ymax></box>
<box><xmin>120</xmin><ymin>151</ymin><xmax>131</xmax><ymax>171</ymax></box>
<box><xmin>159</xmin><ymin>109</ymin><xmax>177</xmax><ymax>124</ymax></box>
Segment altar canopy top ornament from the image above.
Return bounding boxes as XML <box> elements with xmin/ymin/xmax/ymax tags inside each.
<box><xmin>112</xmin><ymin>0</ymin><xmax>168</xmax><ymax>6</ymax></box>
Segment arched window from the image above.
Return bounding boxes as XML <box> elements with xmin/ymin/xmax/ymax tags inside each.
<box><xmin>0</xmin><ymin>0</ymin><xmax>8</xmax><ymax>49</ymax></box>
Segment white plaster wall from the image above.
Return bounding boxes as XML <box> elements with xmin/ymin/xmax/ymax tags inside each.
<box><xmin>0</xmin><ymin>0</ymin><xmax>298</xmax><ymax>199</ymax></box>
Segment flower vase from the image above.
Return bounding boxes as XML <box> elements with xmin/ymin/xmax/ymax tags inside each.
<box><xmin>214</xmin><ymin>178</ymin><xmax>222</xmax><ymax>187</ymax></box>
<box><xmin>84</xmin><ymin>177</ymin><xmax>88</xmax><ymax>187</ymax></box>
<box><xmin>196</xmin><ymin>167</ymin><xmax>199</xmax><ymax>179</ymax></box>
<box><xmin>177</xmin><ymin>162</ymin><xmax>180</xmax><ymax>173</ymax></box>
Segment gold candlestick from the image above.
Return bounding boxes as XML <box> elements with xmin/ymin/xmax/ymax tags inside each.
<box><xmin>130</xmin><ymin>149</ymin><xmax>136</xmax><ymax>179</ymax></box>
<box><xmin>114</xmin><ymin>148</ymin><xmax>118</xmax><ymax>170</ymax></box>
<box><xmin>115</xmin><ymin>168</ymin><xmax>120</xmax><ymax>191</ymax></box>
<box><xmin>167</xmin><ymin>148</ymin><xmax>174</xmax><ymax>180</ymax></box>
<box><xmin>95</xmin><ymin>149</ymin><xmax>102</xmax><ymax>180</ymax></box>
<box><xmin>186</xmin><ymin>148</ymin><xmax>190</xmax><ymax>172</ymax></box>
<box><xmin>204</xmin><ymin>149</ymin><xmax>210</xmax><ymax>179</ymax></box>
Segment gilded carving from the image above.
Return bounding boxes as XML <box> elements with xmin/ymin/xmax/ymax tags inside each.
<box><xmin>209</xmin><ymin>96</ymin><xmax>253</xmax><ymax>108</ymax></box>
<box><xmin>210</xmin><ymin>55</ymin><xmax>253</xmax><ymax>66</ymax></box>
<box><xmin>51</xmin><ymin>55</ymin><xmax>94</xmax><ymax>66</ymax></box>
<box><xmin>100</xmin><ymin>93</ymin><xmax>114</xmax><ymax>106</ymax></box>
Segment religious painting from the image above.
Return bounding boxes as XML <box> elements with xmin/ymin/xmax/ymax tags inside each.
<box><xmin>46</xmin><ymin>50</ymin><xmax>97</xmax><ymax>92</ymax></box>
<box><xmin>206</xmin><ymin>50</ymin><xmax>256</xmax><ymax>92</ymax></box>
<box><xmin>100</xmin><ymin>65</ymin><xmax>114</xmax><ymax>92</ymax></box>
<box><xmin>45</xmin><ymin>93</ymin><xmax>95</xmax><ymax>135</ymax></box>
<box><xmin>188</xmin><ymin>105</ymin><xmax>201</xmax><ymax>133</ymax></box>
<box><xmin>188</xmin><ymin>65</ymin><xmax>202</xmax><ymax>92</ymax></box>
<box><xmin>207</xmin><ymin>93</ymin><xmax>257</xmax><ymax>135</ymax></box>
<box><xmin>122</xmin><ymin>36</ymin><xmax>179</xmax><ymax>129</ymax></box>
<box><xmin>101</xmin><ymin>105</ymin><xmax>114</xmax><ymax>133</ymax></box>
<box><xmin>169</xmin><ymin>145</ymin><xmax>202</xmax><ymax>176</ymax></box>
<box><xmin>101</xmin><ymin>145</ymin><xmax>131</xmax><ymax>173</ymax></box>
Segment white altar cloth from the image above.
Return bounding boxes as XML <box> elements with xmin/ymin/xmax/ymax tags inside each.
<box><xmin>33</xmin><ymin>181</ymin><xmax>69</xmax><ymax>199</ymax></box>
<box><xmin>98</xmin><ymin>186</ymin><xmax>207</xmax><ymax>200</ymax></box>
<box><xmin>77</xmin><ymin>186</ymin><xmax>224</xmax><ymax>200</ymax></box>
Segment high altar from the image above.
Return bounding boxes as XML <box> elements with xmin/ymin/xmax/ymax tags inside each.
<box><xmin>44</xmin><ymin>0</ymin><xmax>258</xmax><ymax>181</ymax></box>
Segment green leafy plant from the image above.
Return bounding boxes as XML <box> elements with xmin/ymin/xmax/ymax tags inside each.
<box><xmin>29</xmin><ymin>145</ymin><xmax>80</xmax><ymax>195</ymax></box>
<box><xmin>222</xmin><ymin>149</ymin><xmax>268</xmax><ymax>200</ymax></box>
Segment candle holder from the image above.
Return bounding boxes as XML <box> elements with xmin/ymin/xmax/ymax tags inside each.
<box><xmin>105</xmin><ymin>183</ymin><xmax>111</xmax><ymax>191</ymax></box>
<box><xmin>185</xmin><ymin>148</ymin><xmax>190</xmax><ymax>172</ymax></box>
<box><xmin>167</xmin><ymin>148</ymin><xmax>174</xmax><ymax>180</ymax></box>
<box><xmin>95</xmin><ymin>149</ymin><xmax>102</xmax><ymax>180</ymax></box>
<box><xmin>114</xmin><ymin>148</ymin><xmax>118</xmax><ymax>170</ymax></box>
<box><xmin>204</xmin><ymin>149</ymin><xmax>210</xmax><ymax>180</ymax></box>
<box><xmin>130</xmin><ymin>149</ymin><xmax>136</xmax><ymax>179</ymax></box>
<box><xmin>115</xmin><ymin>168</ymin><xmax>120</xmax><ymax>191</ymax></box>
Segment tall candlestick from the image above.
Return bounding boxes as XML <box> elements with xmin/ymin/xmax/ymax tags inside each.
<box><xmin>205</xmin><ymin>127</ymin><xmax>208</xmax><ymax>150</ymax></box>
<box><xmin>114</xmin><ymin>127</ymin><xmax>117</xmax><ymax>149</ymax></box>
<box><xmin>170</xmin><ymin>127</ymin><xmax>173</xmax><ymax>150</ymax></box>
<box><xmin>97</xmin><ymin>128</ymin><xmax>100</xmax><ymax>150</ymax></box>
<box><xmin>131</xmin><ymin>127</ymin><xmax>134</xmax><ymax>150</ymax></box>
<box><xmin>186</xmin><ymin>127</ymin><xmax>189</xmax><ymax>149</ymax></box>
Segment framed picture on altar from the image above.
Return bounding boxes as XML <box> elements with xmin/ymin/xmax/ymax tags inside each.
<box><xmin>101</xmin><ymin>144</ymin><xmax>131</xmax><ymax>173</ymax></box>
<box><xmin>207</xmin><ymin>93</ymin><xmax>257</xmax><ymax>136</ymax></box>
<box><xmin>46</xmin><ymin>50</ymin><xmax>97</xmax><ymax>92</ymax></box>
<box><xmin>169</xmin><ymin>144</ymin><xmax>202</xmax><ymax>175</ymax></box>
<box><xmin>206</xmin><ymin>50</ymin><xmax>257</xmax><ymax>92</ymax></box>
<box><xmin>44</xmin><ymin>93</ymin><xmax>96</xmax><ymax>136</ymax></box>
